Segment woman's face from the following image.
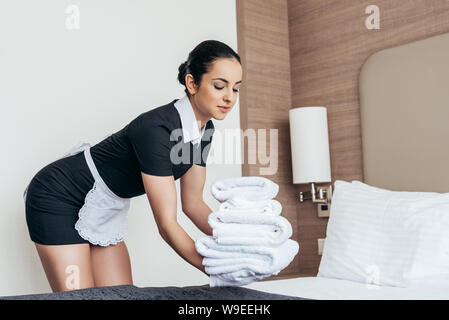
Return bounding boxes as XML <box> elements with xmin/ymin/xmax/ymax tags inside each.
<box><xmin>187</xmin><ymin>58</ymin><xmax>243</xmax><ymax>123</ymax></box>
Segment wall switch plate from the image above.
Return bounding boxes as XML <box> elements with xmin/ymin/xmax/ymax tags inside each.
<box><xmin>317</xmin><ymin>203</ymin><xmax>330</xmax><ymax>217</ymax></box>
<box><xmin>317</xmin><ymin>238</ymin><xmax>326</xmax><ymax>255</ymax></box>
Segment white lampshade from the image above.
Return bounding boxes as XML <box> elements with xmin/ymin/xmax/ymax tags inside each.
<box><xmin>289</xmin><ymin>106</ymin><xmax>331</xmax><ymax>184</ymax></box>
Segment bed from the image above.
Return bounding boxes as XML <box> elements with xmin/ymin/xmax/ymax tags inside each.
<box><xmin>3</xmin><ymin>32</ymin><xmax>449</xmax><ymax>301</ymax></box>
<box><xmin>249</xmin><ymin>31</ymin><xmax>449</xmax><ymax>300</ymax></box>
<box><xmin>2</xmin><ymin>276</ymin><xmax>447</xmax><ymax>300</ymax></box>
<box><xmin>246</xmin><ymin>277</ymin><xmax>449</xmax><ymax>300</ymax></box>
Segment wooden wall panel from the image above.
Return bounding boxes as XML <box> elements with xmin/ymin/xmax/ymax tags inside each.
<box><xmin>288</xmin><ymin>0</ymin><xmax>449</xmax><ymax>275</ymax></box>
<box><xmin>236</xmin><ymin>0</ymin><xmax>299</xmax><ymax>278</ymax></box>
<box><xmin>237</xmin><ymin>0</ymin><xmax>449</xmax><ymax>277</ymax></box>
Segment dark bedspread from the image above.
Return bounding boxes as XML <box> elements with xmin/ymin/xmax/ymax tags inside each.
<box><xmin>0</xmin><ymin>284</ymin><xmax>306</xmax><ymax>300</ymax></box>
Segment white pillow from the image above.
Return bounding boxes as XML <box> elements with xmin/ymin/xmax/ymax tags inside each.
<box><xmin>317</xmin><ymin>180</ymin><xmax>449</xmax><ymax>288</ymax></box>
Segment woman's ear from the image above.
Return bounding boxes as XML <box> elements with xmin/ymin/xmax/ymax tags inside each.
<box><xmin>185</xmin><ymin>74</ymin><xmax>198</xmax><ymax>95</ymax></box>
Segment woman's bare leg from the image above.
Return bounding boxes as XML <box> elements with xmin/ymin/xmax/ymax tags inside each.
<box><xmin>90</xmin><ymin>241</ymin><xmax>133</xmax><ymax>287</ymax></box>
<box><xmin>34</xmin><ymin>242</ymin><xmax>95</xmax><ymax>293</ymax></box>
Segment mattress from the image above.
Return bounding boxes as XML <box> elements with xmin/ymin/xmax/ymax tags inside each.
<box><xmin>3</xmin><ymin>277</ymin><xmax>448</xmax><ymax>300</ymax></box>
<box><xmin>244</xmin><ymin>276</ymin><xmax>449</xmax><ymax>300</ymax></box>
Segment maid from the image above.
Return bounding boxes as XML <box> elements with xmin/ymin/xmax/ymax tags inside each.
<box><xmin>23</xmin><ymin>39</ymin><xmax>243</xmax><ymax>292</ymax></box>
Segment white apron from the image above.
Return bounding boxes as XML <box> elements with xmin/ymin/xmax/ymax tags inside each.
<box><xmin>23</xmin><ymin>137</ymin><xmax>131</xmax><ymax>246</ymax></box>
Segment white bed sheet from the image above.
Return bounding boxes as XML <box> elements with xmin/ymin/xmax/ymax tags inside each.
<box><xmin>244</xmin><ymin>276</ymin><xmax>449</xmax><ymax>300</ymax></box>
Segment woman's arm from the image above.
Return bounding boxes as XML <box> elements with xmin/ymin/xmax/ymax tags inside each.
<box><xmin>180</xmin><ymin>164</ymin><xmax>213</xmax><ymax>236</ymax></box>
<box><xmin>141</xmin><ymin>172</ymin><xmax>207</xmax><ymax>274</ymax></box>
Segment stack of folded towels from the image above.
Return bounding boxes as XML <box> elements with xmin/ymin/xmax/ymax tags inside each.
<box><xmin>195</xmin><ymin>176</ymin><xmax>299</xmax><ymax>287</ymax></box>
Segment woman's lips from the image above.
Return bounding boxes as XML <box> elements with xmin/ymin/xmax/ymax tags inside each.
<box><xmin>218</xmin><ymin>106</ymin><xmax>231</xmax><ymax>112</ymax></box>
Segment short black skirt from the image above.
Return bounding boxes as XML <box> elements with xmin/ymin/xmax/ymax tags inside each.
<box><xmin>25</xmin><ymin>151</ymin><xmax>95</xmax><ymax>245</ymax></box>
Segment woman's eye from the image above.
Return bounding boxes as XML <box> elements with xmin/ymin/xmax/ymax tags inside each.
<box><xmin>214</xmin><ymin>85</ymin><xmax>239</xmax><ymax>93</ymax></box>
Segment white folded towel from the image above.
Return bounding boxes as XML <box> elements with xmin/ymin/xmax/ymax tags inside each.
<box><xmin>210</xmin><ymin>273</ymin><xmax>268</xmax><ymax>287</ymax></box>
<box><xmin>218</xmin><ymin>198</ymin><xmax>282</xmax><ymax>216</ymax></box>
<box><xmin>208</xmin><ymin>212</ymin><xmax>292</xmax><ymax>246</ymax></box>
<box><xmin>195</xmin><ymin>236</ymin><xmax>299</xmax><ymax>287</ymax></box>
<box><xmin>210</xmin><ymin>176</ymin><xmax>279</xmax><ymax>202</ymax></box>
<box><xmin>197</xmin><ymin>236</ymin><xmax>299</xmax><ymax>271</ymax></box>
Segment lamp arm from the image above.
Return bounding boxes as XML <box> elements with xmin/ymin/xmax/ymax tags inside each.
<box><xmin>299</xmin><ymin>183</ymin><xmax>332</xmax><ymax>203</ymax></box>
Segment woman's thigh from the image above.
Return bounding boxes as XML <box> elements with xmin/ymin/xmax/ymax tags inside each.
<box><xmin>90</xmin><ymin>241</ymin><xmax>133</xmax><ymax>287</ymax></box>
<box><xmin>34</xmin><ymin>242</ymin><xmax>95</xmax><ymax>293</ymax></box>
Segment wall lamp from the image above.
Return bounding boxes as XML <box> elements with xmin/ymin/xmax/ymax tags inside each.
<box><xmin>289</xmin><ymin>106</ymin><xmax>333</xmax><ymax>217</ymax></box>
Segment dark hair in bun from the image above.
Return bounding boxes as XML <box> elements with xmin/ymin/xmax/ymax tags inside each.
<box><xmin>177</xmin><ymin>40</ymin><xmax>241</xmax><ymax>97</ymax></box>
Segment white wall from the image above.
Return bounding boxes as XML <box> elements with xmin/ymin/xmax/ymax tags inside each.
<box><xmin>0</xmin><ymin>0</ymin><xmax>241</xmax><ymax>296</ymax></box>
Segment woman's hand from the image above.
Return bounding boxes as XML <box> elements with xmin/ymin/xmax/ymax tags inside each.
<box><xmin>197</xmin><ymin>257</ymin><xmax>208</xmax><ymax>276</ymax></box>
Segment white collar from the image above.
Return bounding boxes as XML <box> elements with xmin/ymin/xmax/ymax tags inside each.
<box><xmin>174</xmin><ymin>94</ymin><xmax>205</xmax><ymax>146</ymax></box>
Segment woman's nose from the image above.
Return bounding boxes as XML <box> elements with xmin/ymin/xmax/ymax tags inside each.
<box><xmin>223</xmin><ymin>89</ymin><xmax>232</xmax><ymax>103</ymax></box>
